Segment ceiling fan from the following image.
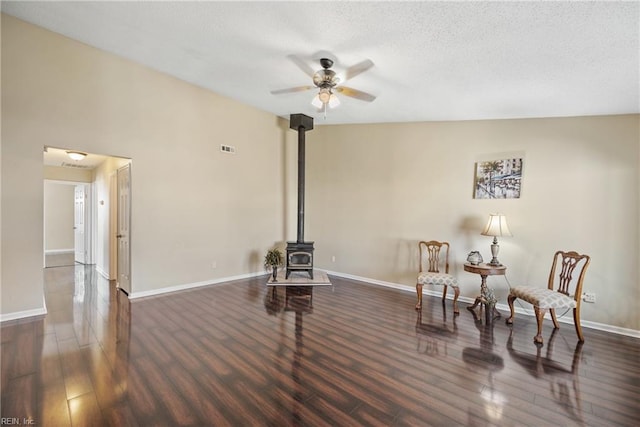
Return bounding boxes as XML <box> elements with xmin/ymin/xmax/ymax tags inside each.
<box><xmin>271</xmin><ymin>55</ymin><xmax>376</xmax><ymax>112</ymax></box>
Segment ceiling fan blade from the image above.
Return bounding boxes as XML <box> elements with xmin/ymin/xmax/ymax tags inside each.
<box><xmin>270</xmin><ymin>86</ymin><xmax>315</xmax><ymax>95</ymax></box>
<box><xmin>335</xmin><ymin>86</ymin><xmax>376</xmax><ymax>102</ymax></box>
<box><xmin>287</xmin><ymin>54</ymin><xmax>315</xmax><ymax>78</ymax></box>
<box><xmin>344</xmin><ymin>59</ymin><xmax>374</xmax><ymax>81</ymax></box>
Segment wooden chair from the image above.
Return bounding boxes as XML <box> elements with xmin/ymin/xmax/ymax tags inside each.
<box><xmin>506</xmin><ymin>250</ymin><xmax>591</xmax><ymax>345</ymax></box>
<box><xmin>415</xmin><ymin>240</ymin><xmax>460</xmax><ymax>314</ymax></box>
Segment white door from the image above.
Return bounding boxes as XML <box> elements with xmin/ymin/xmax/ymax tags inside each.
<box><xmin>74</xmin><ymin>185</ymin><xmax>86</xmax><ymax>264</ymax></box>
<box><xmin>117</xmin><ymin>164</ymin><xmax>132</xmax><ymax>294</ymax></box>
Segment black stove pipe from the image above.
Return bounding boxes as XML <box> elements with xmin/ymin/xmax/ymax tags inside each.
<box><xmin>289</xmin><ymin>114</ymin><xmax>314</xmax><ymax>243</ymax></box>
<box><xmin>296</xmin><ymin>127</ymin><xmax>305</xmax><ymax>243</ymax></box>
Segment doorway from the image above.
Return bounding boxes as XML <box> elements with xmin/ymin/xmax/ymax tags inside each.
<box><xmin>74</xmin><ymin>183</ymin><xmax>89</xmax><ymax>264</ymax></box>
<box><xmin>43</xmin><ymin>180</ymin><xmax>92</xmax><ymax>268</ymax></box>
<box><xmin>43</xmin><ymin>147</ymin><xmax>132</xmax><ymax>293</ymax></box>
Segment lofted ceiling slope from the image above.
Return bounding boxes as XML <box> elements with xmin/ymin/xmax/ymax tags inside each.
<box><xmin>2</xmin><ymin>1</ymin><xmax>639</xmax><ymax>125</ymax></box>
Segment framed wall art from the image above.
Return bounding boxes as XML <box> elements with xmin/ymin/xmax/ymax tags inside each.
<box><xmin>474</xmin><ymin>158</ymin><xmax>523</xmax><ymax>199</ymax></box>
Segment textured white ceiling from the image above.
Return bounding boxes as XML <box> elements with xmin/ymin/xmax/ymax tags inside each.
<box><xmin>3</xmin><ymin>1</ymin><xmax>639</xmax><ymax>125</ymax></box>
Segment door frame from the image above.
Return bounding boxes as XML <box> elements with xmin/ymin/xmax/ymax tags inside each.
<box><xmin>115</xmin><ymin>163</ymin><xmax>132</xmax><ymax>294</ymax></box>
<box><xmin>43</xmin><ymin>179</ymin><xmax>94</xmax><ymax>267</ymax></box>
<box><xmin>74</xmin><ymin>184</ymin><xmax>87</xmax><ymax>264</ymax></box>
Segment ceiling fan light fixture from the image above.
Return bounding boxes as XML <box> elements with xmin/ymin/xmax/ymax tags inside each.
<box><xmin>274</xmin><ymin>55</ymin><xmax>376</xmax><ymax>112</ymax></box>
<box><xmin>318</xmin><ymin>88</ymin><xmax>331</xmax><ymax>104</ymax></box>
<box><xmin>313</xmin><ymin>88</ymin><xmax>338</xmax><ymax>109</ymax></box>
<box><xmin>66</xmin><ymin>151</ymin><xmax>87</xmax><ymax>161</ymax></box>
<box><xmin>311</xmin><ymin>94</ymin><xmax>323</xmax><ymax>109</ymax></box>
<box><xmin>328</xmin><ymin>93</ymin><xmax>340</xmax><ymax>108</ymax></box>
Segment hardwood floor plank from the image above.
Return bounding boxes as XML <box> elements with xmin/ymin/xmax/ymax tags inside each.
<box><xmin>2</xmin><ymin>267</ymin><xmax>640</xmax><ymax>426</ymax></box>
<box><xmin>124</xmin><ymin>357</ymin><xmax>162</xmax><ymax>420</ymax></box>
<box><xmin>102</xmin><ymin>402</ymin><xmax>139</xmax><ymax>427</ymax></box>
<box><xmin>134</xmin><ymin>357</ymin><xmax>198</xmax><ymax>425</ymax></box>
<box><xmin>38</xmin><ymin>381</ymin><xmax>72</xmax><ymax>427</ymax></box>
<box><xmin>68</xmin><ymin>392</ymin><xmax>104</xmax><ymax>426</ymax></box>
<box><xmin>39</xmin><ymin>346</ymin><xmax>65</xmax><ymax>388</ymax></box>
<box><xmin>590</xmin><ymin>402</ymin><xmax>640</xmax><ymax>427</ymax></box>
<box><xmin>163</xmin><ymin>365</ymin><xmax>233</xmax><ymax>427</ymax></box>
<box><xmin>195</xmin><ymin>370</ymin><xmax>268</xmax><ymax>426</ymax></box>
<box><xmin>1</xmin><ymin>374</ymin><xmax>37</xmax><ymax>422</ymax></box>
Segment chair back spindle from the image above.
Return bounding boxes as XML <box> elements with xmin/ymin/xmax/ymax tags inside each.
<box><xmin>548</xmin><ymin>251</ymin><xmax>590</xmax><ymax>300</ymax></box>
<box><xmin>419</xmin><ymin>241</ymin><xmax>450</xmax><ymax>274</ymax></box>
<box><xmin>427</xmin><ymin>245</ymin><xmax>440</xmax><ymax>273</ymax></box>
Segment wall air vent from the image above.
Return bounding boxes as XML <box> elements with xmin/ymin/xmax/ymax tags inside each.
<box><xmin>220</xmin><ymin>144</ymin><xmax>236</xmax><ymax>154</ymax></box>
<box><xmin>61</xmin><ymin>162</ymin><xmax>93</xmax><ymax>169</ymax></box>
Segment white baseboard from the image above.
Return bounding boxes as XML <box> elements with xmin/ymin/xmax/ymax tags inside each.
<box><xmin>129</xmin><ymin>271</ymin><xmax>267</xmax><ymax>300</ymax></box>
<box><xmin>1</xmin><ymin>294</ymin><xmax>48</xmax><ymax>323</ymax></box>
<box><xmin>0</xmin><ymin>306</ymin><xmax>48</xmax><ymax>323</ymax></box>
<box><xmin>321</xmin><ymin>269</ymin><xmax>640</xmax><ymax>339</ymax></box>
<box><xmin>45</xmin><ymin>249</ymin><xmax>74</xmax><ymax>255</ymax></box>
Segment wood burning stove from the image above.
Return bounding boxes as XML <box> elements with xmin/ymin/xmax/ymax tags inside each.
<box><xmin>286</xmin><ymin>242</ymin><xmax>314</xmax><ymax>279</ymax></box>
<box><xmin>286</xmin><ymin>114</ymin><xmax>315</xmax><ymax>279</ymax></box>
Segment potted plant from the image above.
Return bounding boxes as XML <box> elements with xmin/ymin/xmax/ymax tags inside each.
<box><xmin>264</xmin><ymin>248</ymin><xmax>284</xmax><ymax>282</ymax></box>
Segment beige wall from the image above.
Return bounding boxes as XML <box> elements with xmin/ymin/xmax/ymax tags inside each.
<box><xmin>305</xmin><ymin>116</ymin><xmax>639</xmax><ymax>330</ymax></box>
<box><xmin>1</xmin><ymin>15</ymin><xmax>287</xmax><ymax>315</ymax></box>
<box><xmin>44</xmin><ymin>165</ymin><xmax>92</xmax><ymax>182</ymax></box>
<box><xmin>2</xmin><ymin>14</ymin><xmax>638</xmax><ymax>332</ymax></box>
<box><xmin>43</xmin><ymin>181</ymin><xmax>75</xmax><ymax>252</ymax></box>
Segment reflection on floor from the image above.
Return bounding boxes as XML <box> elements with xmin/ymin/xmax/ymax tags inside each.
<box><xmin>1</xmin><ymin>264</ymin><xmax>640</xmax><ymax>425</ymax></box>
<box><xmin>45</xmin><ymin>252</ymin><xmax>76</xmax><ymax>268</ymax></box>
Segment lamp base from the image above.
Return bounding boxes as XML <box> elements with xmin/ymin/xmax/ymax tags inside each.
<box><xmin>488</xmin><ymin>239</ymin><xmax>501</xmax><ymax>266</ymax></box>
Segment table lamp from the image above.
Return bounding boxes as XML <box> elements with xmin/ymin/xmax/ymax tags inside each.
<box><xmin>481</xmin><ymin>214</ymin><xmax>512</xmax><ymax>266</ymax></box>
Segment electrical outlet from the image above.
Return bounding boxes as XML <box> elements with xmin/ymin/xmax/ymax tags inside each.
<box><xmin>211</xmin><ymin>261</ymin><xmax>217</xmax><ymax>269</ymax></box>
<box><xmin>583</xmin><ymin>292</ymin><xmax>596</xmax><ymax>303</ymax></box>
<box><xmin>331</xmin><ymin>255</ymin><xmax>336</xmax><ymax>262</ymax></box>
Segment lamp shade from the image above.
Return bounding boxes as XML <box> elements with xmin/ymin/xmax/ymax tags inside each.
<box><xmin>481</xmin><ymin>214</ymin><xmax>512</xmax><ymax>237</ymax></box>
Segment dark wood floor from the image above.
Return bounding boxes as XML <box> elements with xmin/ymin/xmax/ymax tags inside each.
<box><xmin>2</xmin><ymin>264</ymin><xmax>639</xmax><ymax>426</ymax></box>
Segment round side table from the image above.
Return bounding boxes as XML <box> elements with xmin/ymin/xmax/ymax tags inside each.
<box><xmin>464</xmin><ymin>263</ymin><xmax>506</xmax><ymax>321</ymax></box>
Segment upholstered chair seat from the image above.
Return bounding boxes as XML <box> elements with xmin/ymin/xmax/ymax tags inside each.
<box><xmin>508</xmin><ymin>286</ymin><xmax>577</xmax><ymax>310</ymax></box>
<box><xmin>418</xmin><ymin>272</ymin><xmax>459</xmax><ymax>289</ymax></box>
